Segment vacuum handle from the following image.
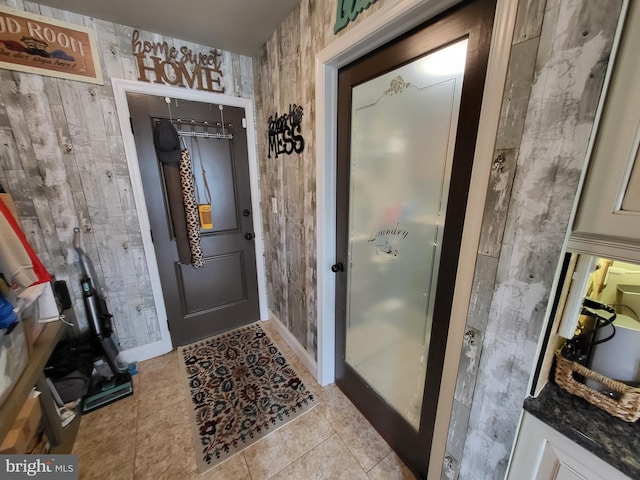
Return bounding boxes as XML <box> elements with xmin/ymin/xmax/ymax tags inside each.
<box><xmin>74</xmin><ymin>227</ymin><xmax>104</xmax><ymax>299</ymax></box>
<box><xmin>73</xmin><ymin>227</ymin><xmax>81</xmax><ymax>250</ymax></box>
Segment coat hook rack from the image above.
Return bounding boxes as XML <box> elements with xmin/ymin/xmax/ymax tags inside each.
<box><xmin>174</xmin><ymin>117</ymin><xmax>233</xmax><ymax>140</ymax></box>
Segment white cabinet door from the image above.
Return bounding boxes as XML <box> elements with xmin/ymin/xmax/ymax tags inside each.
<box><xmin>507</xmin><ymin>412</ymin><xmax>632</xmax><ymax>480</ymax></box>
<box><xmin>535</xmin><ymin>439</ymin><xmax>589</xmax><ymax>480</ymax></box>
<box><xmin>569</xmin><ymin>1</ymin><xmax>640</xmax><ymax>263</ymax></box>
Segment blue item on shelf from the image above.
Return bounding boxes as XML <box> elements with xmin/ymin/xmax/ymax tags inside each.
<box><xmin>0</xmin><ymin>294</ymin><xmax>17</xmax><ymax>330</ymax></box>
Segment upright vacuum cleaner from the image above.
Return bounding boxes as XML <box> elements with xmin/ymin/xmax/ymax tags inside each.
<box><xmin>73</xmin><ymin>227</ymin><xmax>133</xmax><ymax>413</ymax></box>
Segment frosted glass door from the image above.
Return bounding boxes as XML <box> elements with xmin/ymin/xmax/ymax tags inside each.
<box><xmin>345</xmin><ymin>39</ymin><xmax>468</xmax><ymax>430</ymax></box>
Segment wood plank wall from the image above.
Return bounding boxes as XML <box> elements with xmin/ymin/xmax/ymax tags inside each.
<box><xmin>0</xmin><ymin>0</ymin><xmax>254</xmax><ymax>350</ymax></box>
<box><xmin>0</xmin><ymin>0</ymin><xmax>620</xmax><ymax>476</ymax></box>
<box><xmin>253</xmin><ymin>0</ymin><xmax>388</xmax><ymax>361</ymax></box>
<box><xmin>455</xmin><ymin>1</ymin><xmax>622</xmax><ymax>477</ymax></box>
<box><xmin>253</xmin><ymin>0</ymin><xmax>623</xmax><ymax>478</ymax></box>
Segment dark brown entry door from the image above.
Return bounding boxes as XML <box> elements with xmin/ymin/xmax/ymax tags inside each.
<box><xmin>128</xmin><ymin>93</ymin><xmax>259</xmax><ymax>346</ymax></box>
<box><xmin>334</xmin><ymin>1</ymin><xmax>494</xmax><ymax>477</ymax></box>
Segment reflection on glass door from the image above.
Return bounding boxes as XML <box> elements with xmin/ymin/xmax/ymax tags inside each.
<box><xmin>345</xmin><ymin>39</ymin><xmax>468</xmax><ymax>430</ymax></box>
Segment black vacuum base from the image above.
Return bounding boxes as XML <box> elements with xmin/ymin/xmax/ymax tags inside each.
<box><xmin>82</xmin><ymin>372</ymin><xmax>133</xmax><ymax>414</ymax></box>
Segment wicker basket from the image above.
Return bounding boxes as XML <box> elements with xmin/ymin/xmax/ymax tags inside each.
<box><xmin>555</xmin><ymin>352</ymin><xmax>640</xmax><ymax>422</ymax></box>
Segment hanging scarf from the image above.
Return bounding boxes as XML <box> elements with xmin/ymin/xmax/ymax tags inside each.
<box><xmin>179</xmin><ymin>148</ymin><xmax>204</xmax><ymax>268</ymax></box>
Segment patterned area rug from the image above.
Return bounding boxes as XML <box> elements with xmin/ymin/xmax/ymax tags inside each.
<box><xmin>179</xmin><ymin>322</ymin><xmax>317</xmax><ymax>472</ymax></box>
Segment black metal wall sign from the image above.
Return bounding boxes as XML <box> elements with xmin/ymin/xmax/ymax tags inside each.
<box><xmin>131</xmin><ymin>30</ymin><xmax>224</xmax><ymax>93</ymax></box>
<box><xmin>334</xmin><ymin>0</ymin><xmax>379</xmax><ymax>34</ymax></box>
<box><xmin>268</xmin><ymin>104</ymin><xmax>305</xmax><ymax>158</ymax></box>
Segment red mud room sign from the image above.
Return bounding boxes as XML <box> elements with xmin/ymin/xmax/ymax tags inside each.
<box><xmin>0</xmin><ymin>6</ymin><xmax>102</xmax><ymax>84</ymax></box>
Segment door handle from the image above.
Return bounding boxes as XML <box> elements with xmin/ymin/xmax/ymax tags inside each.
<box><xmin>245</xmin><ymin>233</ymin><xmax>254</xmax><ymax>241</ymax></box>
<box><xmin>331</xmin><ymin>263</ymin><xmax>344</xmax><ymax>273</ymax></box>
<box><xmin>243</xmin><ymin>209</ymin><xmax>251</xmax><ymax>217</ymax></box>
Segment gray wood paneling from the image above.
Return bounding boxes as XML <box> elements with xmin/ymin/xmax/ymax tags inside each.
<box><xmin>512</xmin><ymin>0</ymin><xmax>547</xmax><ymax>45</ymax></box>
<box><xmin>443</xmin><ymin>399</ymin><xmax>471</xmax><ymax>480</ymax></box>
<box><xmin>0</xmin><ymin>0</ymin><xmax>254</xmax><ymax>349</ymax></box>
<box><xmin>458</xmin><ymin>1</ymin><xmax>622</xmax><ymax>478</ymax></box>
<box><xmin>477</xmin><ymin>149</ymin><xmax>519</xmax><ymax>258</ymax></box>
<box><xmin>0</xmin><ymin>0</ymin><xmax>626</xmax><ymax>477</ymax></box>
<box><xmin>494</xmin><ymin>38</ymin><xmax>539</xmax><ymax>150</ymax></box>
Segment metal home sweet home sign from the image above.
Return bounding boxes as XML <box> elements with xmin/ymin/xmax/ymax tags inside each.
<box><xmin>131</xmin><ymin>30</ymin><xmax>225</xmax><ymax>93</ymax></box>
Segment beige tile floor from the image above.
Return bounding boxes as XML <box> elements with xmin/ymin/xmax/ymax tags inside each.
<box><xmin>71</xmin><ymin>320</ymin><xmax>417</xmax><ymax>480</ymax></box>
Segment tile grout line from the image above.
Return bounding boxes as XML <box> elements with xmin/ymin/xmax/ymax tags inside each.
<box><xmin>365</xmin><ymin>450</ymin><xmax>388</xmax><ymax>476</ymax></box>
<box><xmin>330</xmin><ymin>432</ymin><xmax>372</xmax><ymax>478</ymax></box>
<box><xmin>319</xmin><ymin>389</ymin><xmax>393</xmax><ymax>474</ymax></box>
<box><xmin>250</xmin><ymin>407</ymin><xmax>335</xmax><ymax>480</ymax></box>
<box><xmin>263</xmin><ymin>432</ymin><xmax>341</xmax><ymax>480</ymax></box>
<box><xmin>241</xmin><ymin>453</ymin><xmax>256</xmax><ymax>480</ymax></box>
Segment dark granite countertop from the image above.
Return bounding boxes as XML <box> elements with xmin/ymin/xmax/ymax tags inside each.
<box><xmin>524</xmin><ymin>382</ymin><xmax>640</xmax><ymax>479</ymax></box>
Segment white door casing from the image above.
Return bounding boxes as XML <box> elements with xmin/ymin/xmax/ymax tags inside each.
<box><xmin>112</xmin><ymin>78</ymin><xmax>268</xmax><ymax>363</ymax></box>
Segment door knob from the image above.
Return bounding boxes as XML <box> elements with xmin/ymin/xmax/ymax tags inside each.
<box><xmin>243</xmin><ymin>209</ymin><xmax>251</xmax><ymax>217</ymax></box>
<box><xmin>245</xmin><ymin>233</ymin><xmax>254</xmax><ymax>240</ymax></box>
<box><xmin>331</xmin><ymin>263</ymin><xmax>344</xmax><ymax>273</ymax></box>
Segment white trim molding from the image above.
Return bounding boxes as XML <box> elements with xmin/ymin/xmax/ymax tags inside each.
<box><xmin>119</xmin><ymin>339</ymin><xmax>170</xmax><ymax>364</ymax></box>
<box><xmin>314</xmin><ymin>0</ymin><xmax>518</xmax><ymax>477</ymax></box>
<box><xmin>112</xmin><ymin>78</ymin><xmax>268</xmax><ymax>363</ymax></box>
<box><xmin>266</xmin><ymin>310</ymin><xmax>318</xmax><ymax>377</ymax></box>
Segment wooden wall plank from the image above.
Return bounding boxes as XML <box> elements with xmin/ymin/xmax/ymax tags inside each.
<box><xmin>239</xmin><ymin>56</ymin><xmax>254</xmax><ymax>98</ymax></box>
<box><xmin>443</xmin><ymin>399</ymin><xmax>471</xmax><ymax>480</ymax></box>
<box><xmin>513</xmin><ymin>0</ymin><xmax>547</xmax><ymax>45</ymax></box>
<box><xmin>0</xmin><ymin>93</ymin><xmax>13</xmax><ymax>129</ymax></box>
<box><xmin>477</xmin><ymin>149</ymin><xmax>518</xmax><ymax>257</ymax></box>
<box><xmin>300</xmin><ymin>0</ymin><xmax>317</xmax><ymax>355</ymax></box>
<box><xmin>494</xmin><ymin>38</ymin><xmax>539</xmax><ymax>150</ymax></box>
<box><xmin>93</xmin><ymin>18</ymin><xmax>126</xmax><ymax>82</ymax></box>
<box><xmin>0</xmin><ymin>129</ymin><xmax>23</xmax><ymax>170</ymax></box>
<box><xmin>113</xmin><ymin>24</ymin><xmax>137</xmax><ymax>80</ymax></box>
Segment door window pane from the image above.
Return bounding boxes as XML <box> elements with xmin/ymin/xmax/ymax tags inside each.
<box><xmin>345</xmin><ymin>39</ymin><xmax>468</xmax><ymax>430</ymax></box>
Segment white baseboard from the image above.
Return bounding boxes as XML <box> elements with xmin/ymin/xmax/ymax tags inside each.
<box><xmin>266</xmin><ymin>311</ymin><xmax>318</xmax><ymax>381</ymax></box>
<box><xmin>119</xmin><ymin>338</ymin><xmax>172</xmax><ymax>364</ymax></box>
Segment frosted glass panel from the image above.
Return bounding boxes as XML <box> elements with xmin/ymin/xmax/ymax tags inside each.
<box><xmin>345</xmin><ymin>39</ymin><xmax>468</xmax><ymax>430</ymax></box>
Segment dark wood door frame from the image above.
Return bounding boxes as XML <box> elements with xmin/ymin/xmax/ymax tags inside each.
<box><xmin>335</xmin><ymin>1</ymin><xmax>495</xmax><ymax>477</ymax></box>
<box><xmin>112</xmin><ymin>80</ymin><xmax>267</xmax><ymax>360</ymax></box>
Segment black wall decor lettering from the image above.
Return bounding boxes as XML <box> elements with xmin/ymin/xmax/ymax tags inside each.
<box><xmin>268</xmin><ymin>104</ymin><xmax>305</xmax><ymax>158</ymax></box>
